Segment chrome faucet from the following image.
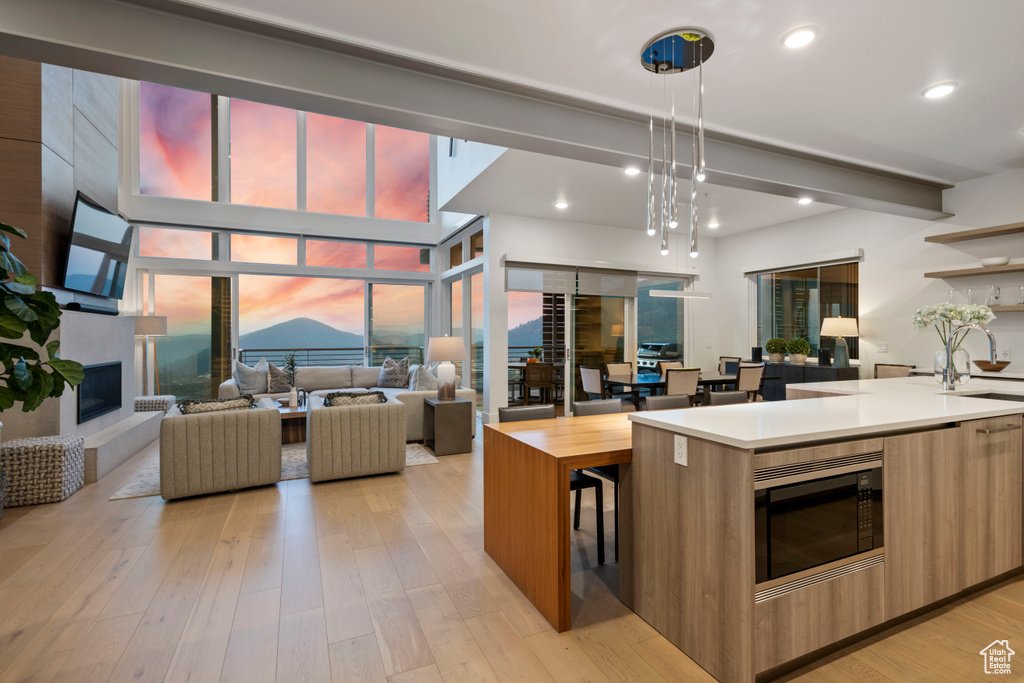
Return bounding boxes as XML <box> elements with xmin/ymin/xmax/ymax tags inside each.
<box><xmin>944</xmin><ymin>324</ymin><xmax>997</xmax><ymax>391</ymax></box>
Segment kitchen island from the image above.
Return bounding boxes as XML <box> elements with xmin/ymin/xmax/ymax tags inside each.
<box><xmin>622</xmin><ymin>377</ymin><xmax>1024</xmax><ymax>682</ymax></box>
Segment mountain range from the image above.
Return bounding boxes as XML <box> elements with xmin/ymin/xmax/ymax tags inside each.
<box><xmin>239</xmin><ymin>317</ymin><xmax>364</xmax><ymax>349</ymax></box>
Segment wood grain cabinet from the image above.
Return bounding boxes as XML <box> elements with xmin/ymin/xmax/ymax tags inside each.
<box><xmin>884</xmin><ymin>418</ymin><xmax>1024</xmax><ymax>620</ymax></box>
<box><xmin>962</xmin><ymin>414</ymin><xmax>1023</xmax><ymax>586</ymax></box>
<box><xmin>883</xmin><ymin>427</ymin><xmax>964</xmax><ymax>619</ymax></box>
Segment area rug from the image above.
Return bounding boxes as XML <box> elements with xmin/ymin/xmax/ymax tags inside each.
<box><xmin>109</xmin><ymin>442</ymin><xmax>439</xmax><ymax>500</ymax></box>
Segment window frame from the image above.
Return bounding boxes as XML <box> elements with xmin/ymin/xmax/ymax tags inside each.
<box><xmin>121</xmin><ymin>81</ymin><xmax>439</xmax><ymax>239</ymax></box>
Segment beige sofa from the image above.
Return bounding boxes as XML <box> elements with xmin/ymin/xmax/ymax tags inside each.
<box><xmin>218</xmin><ymin>365</ymin><xmax>476</xmax><ymax>442</ymax></box>
<box><xmin>306</xmin><ymin>398</ymin><xmax>406</xmax><ymax>482</ymax></box>
<box><xmin>160</xmin><ymin>398</ymin><xmax>282</xmax><ymax>500</ymax></box>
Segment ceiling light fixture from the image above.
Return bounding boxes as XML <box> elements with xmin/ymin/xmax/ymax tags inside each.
<box><xmin>798</xmin><ymin>197</ymin><xmax>813</xmax><ymax>205</ymax></box>
<box><xmin>707</xmin><ymin>221</ymin><xmax>720</xmax><ymax>229</ymax></box>
<box><xmin>783</xmin><ymin>27</ymin><xmax>817</xmax><ymax>49</ymax></box>
<box><xmin>624</xmin><ymin>167</ymin><xmax>641</xmax><ymax>176</ymax></box>
<box><xmin>554</xmin><ymin>200</ymin><xmax>569</xmax><ymax>209</ymax></box>
<box><xmin>923</xmin><ymin>82</ymin><xmax>957</xmax><ymax>99</ymax></box>
<box><xmin>641</xmin><ymin>28</ymin><xmax>714</xmax><ymax>259</ymax></box>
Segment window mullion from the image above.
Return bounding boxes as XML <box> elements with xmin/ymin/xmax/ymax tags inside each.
<box><xmin>366</xmin><ymin>123</ymin><xmax>375</xmax><ymax>218</ymax></box>
<box><xmin>297</xmin><ymin>111</ymin><xmax>307</xmax><ymax>212</ymax></box>
<box><xmin>217</xmin><ymin>96</ymin><xmax>231</xmax><ymax>203</ymax></box>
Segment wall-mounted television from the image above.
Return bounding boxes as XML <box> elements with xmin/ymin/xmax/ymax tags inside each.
<box><xmin>62</xmin><ymin>192</ymin><xmax>133</xmax><ymax>300</ymax></box>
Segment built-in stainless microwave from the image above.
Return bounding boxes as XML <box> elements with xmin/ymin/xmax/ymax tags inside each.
<box><xmin>755</xmin><ymin>454</ymin><xmax>883</xmax><ymax>584</ymax></box>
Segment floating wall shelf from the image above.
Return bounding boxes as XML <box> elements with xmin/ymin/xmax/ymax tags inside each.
<box><xmin>989</xmin><ymin>305</ymin><xmax>1024</xmax><ymax>313</ymax></box>
<box><xmin>925</xmin><ymin>221</ymin><xmax>1024</xmax><ymax>244</ymax></box>
<box><xmin>924</xmin><ymin>263</ymin><xmax>1024</xmax><ymax>279</ymax></box>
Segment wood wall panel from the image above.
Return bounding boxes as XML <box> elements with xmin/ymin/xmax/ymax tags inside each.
<box><xmin>0</xmin><ymin>57</ymin><xmax>41</xmax><ymax>143</ymax></box>
<box><xmin>72</xmin><ymin>108</ymin><xmax>118</xmax><ymax>212</ymax></box>
<box><xmin>40</xmin><ymin>145</ymin><xmax>74</xmax><ymax>287</ymax></box>
<box><xmin>41</xmin><ymin>63</ymin><xmax>73</xmax><ymax>164</ymax></box>
<box><xmin>624</xmin><ymin>426</ymin><xmax>755</xmax><ymax>683</ymax></box>
<box><xmin>73</xmin><ymin>69</ymin><xmax>118</xmax><ymax>147</ymax></box>
<box><xmin>0</xmin><ymin>138</ymin><xmax>44</xmax><ymax>276</ymax></box>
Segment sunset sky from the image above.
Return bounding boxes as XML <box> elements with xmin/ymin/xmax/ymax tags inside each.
<box><xmin>139</xmin><ymin>82</ymin><xmax>429</xmax><ymax>220</ymax></box>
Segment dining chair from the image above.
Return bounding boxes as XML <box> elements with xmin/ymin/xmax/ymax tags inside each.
<box><xmin>604</xmin><ymin>361</ymin><xmax>633</xmax><ymax>400</ymax></box>
<box><xmin>572</xmin><ymin>398</ymin><xmax>632</xmax><ymax>562</ymax></box>
<box><xmin>523</xmin><ymin>363</ymin><xmax>554</xmax><ymax>405</ymax></box>
<box><xmin>736</xmin><ymin>363</ymin><xmax>765</xmax><ymax>401</ymax></box>
<box><xmin>656</xmin><ymin>360</ymin><xmax>683</xmax><ymax>380</ymax></box>
<box><xmin>707</xmin><ymin>390</ymin><xmax>749</xmax><ymax>405</ymax></box>
<box><xmin>572</xmin><ymin>398</ymin><xmax>626</xmax><ymax>416</ymax></box>
<box><xmin>500</xmin><ymin>404</ymin><xmax>604</xmax><ymax>564</ymax></box>
<box><xmin>874</xmin><ymin>363</ymin><xmax>915</xmax><ymax>378</ymax></box>
<box><xmin>643</xmin><ymin>394</ymin><xmax>691</xmax><ymax>411</ymax></box>
<box><xmin>665</xmin><ymin>368</ymin><xmax>700</xmax><ymax>399</ymax></box>
<box><xmin>718</xmin><ymin>356</ymin><xmax>742</xmax><ymax>374</ymax></box>
<box><xmin>580</xmin><ymin>366</ymin><xmax>605</xmax><ymax>400</ymax></box>
<box><xmin>498</xmin><ymin>404</ymin><xmax>556</xmax><ymax>422</ymax></box>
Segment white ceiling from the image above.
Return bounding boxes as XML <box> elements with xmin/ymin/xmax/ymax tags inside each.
<box><xmin>442</xmin><ymin>149</ymin><xmax>841</xmax><ymax>237</ymax></box>
<box><xmin>182</xmin><ymin>0</ymin><xmax>1024</xmax><ymax>184</ymax></box>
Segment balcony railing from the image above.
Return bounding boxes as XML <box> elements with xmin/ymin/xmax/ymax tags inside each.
<box><xmin>238</xmin><ymin>346</ymin><xmax>424</xmax><ymax>368</ymax></box>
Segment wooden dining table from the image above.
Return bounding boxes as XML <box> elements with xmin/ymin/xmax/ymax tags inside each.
<box><xmin>483</xmin><ymin>412</ymin><xmax>632</xmax><ymax>632</ymax></box>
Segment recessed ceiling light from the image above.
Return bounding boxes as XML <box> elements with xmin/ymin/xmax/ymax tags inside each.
<box><xmin>624</xmin><ymin>167</ymin><xmax>641</xmax><ymax>176</ymax></box>
<box><xmin>554</xmin><ymin>201</ymin><xmax>569</xmax><ymax>209</ymax></box>
<box><xmin>783</xmin><ymin>27</ymin><xmax>817</xmax><ymax>49</ymax></box>
<box><xmin>797</xmin><ymin>197</ymin><xmax>813</xmax><ymax>205</ymax></box>
<box><xmin>923</xmin><ymin>82</ymin><xmax>957</xmax><ymax>99</ymax></box>
<box><xmin>707</xmin><ymin>222</ymin><xmax>720</xmax><ymax>229</ymax></box>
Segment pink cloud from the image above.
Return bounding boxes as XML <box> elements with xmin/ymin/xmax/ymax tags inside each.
<box><xmin>230</xmin><ymin>234</ymin><xmax>298</xmax><ymax>265</ymax></box>
<box><xmin>239</xmin><ymin>275</ymin><xmax>365</xmax><ymax>336</ymax></box>
<box><xmin>307</xmin><ymin>240</ymin><xmax>367</xmax><ymax>268</ymax></box>
<box><xmin>375</xmin><ymin>125</ymin><xmax>430</xmax><ymax>222</ymax></box>
<box><xmin>230</xmin><ymin>99</ymin><xmax>297</xmax><ymax>209</ymax></box>
<box><xmin>139</xmin><ymin>83</ymin><xmax>212</xmax><ymax>200</ymax></box>
<box><xmin>374</xmin><ymin>245</ymin><xmax>430</xmax><ymax>272</ymax></box>
<box><xmin>307</xmin><ymin>114</ymin><xmax>366</xmax><ymax>216</ymax></box>
<box><xmin>508</xmin><ymin>291</ymin><xmax>543</xmax><ymax>330</ymax></box>
<box><xmin>138</xmin><ymin>226</ymin><xmax>212</xmax><ymax>259</ymax></box>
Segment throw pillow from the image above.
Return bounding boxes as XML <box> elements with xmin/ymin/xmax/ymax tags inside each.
<box><xmin>233</xmin><ymin>358</ymin><xmax>269</xmax><ymax>394</ymax></box>
<box><xmin>267</xmin><ymin>362</ymin><xmax>292</xmax><ymax>394</ymax></box>
<box><xmin>408</xmin><ymin>364</ymin><xmax>439</xmax><ymax>391</ymax></box>
<box><xmin>377</xmin><ymin>356</ymin><xmax>409</xmax><ymax>388</ymax></box>
<box><xmin>322</xmin><ymin>390</ymin><xmax>388</xmax><ymax>406</ymax></box>
<box><xmin>178</xmin><ymin>395</ymin><xmax>256</xmax><ymax>414</ymax></box>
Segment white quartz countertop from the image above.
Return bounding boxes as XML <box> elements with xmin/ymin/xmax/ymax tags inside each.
<box><xmin>627</xmin><ymin>376</ymin><xmax>1024</xmax><ymax>450</ymax></box>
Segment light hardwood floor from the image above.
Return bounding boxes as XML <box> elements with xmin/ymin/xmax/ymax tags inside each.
<box><xmin>0</xmin><ymin>425</ymin><xmax>1022</xmax><ymax>682</ymax></box>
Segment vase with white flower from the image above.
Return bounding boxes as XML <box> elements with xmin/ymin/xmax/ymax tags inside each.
<box><xmin>912</xmin><ymin>302</ymin><xmax>995</xmax><ymax>385</ymax></box>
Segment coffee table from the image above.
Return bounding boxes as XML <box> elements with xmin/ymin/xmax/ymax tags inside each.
<box><xmin>278</xmin><ymin>404</ymin><xmax>307</xmax><ymax>444</ymax></box>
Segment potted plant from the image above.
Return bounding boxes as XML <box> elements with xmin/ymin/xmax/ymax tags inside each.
<box><xmin>765</xmin><ymin>338</ymin><xmax>787</xmax><ymax>363</ymax></box>
<box><xmin>284</xmin><ymin>350</ymin><xmax>298</xmax><ymax>386</ymax></box>
<box><xmin>0</xmin><ymin>221</ymin><xmax>84</xmax><ymax>520</ymax></box>
<box><xmin>528</xmin><ymin>347</ymin><xmax>543</xmax><ymax>363</ymax></box>
<box><xmin>786</xmin><ymin>338</ymin><xmax>811</xmax><ymax>365</ymax></box>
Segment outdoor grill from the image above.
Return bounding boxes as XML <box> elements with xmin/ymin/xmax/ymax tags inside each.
<box><xmin>636</xmin><ymin>342</ymin><xmax>683</xmax><ymax>371</ymax></box>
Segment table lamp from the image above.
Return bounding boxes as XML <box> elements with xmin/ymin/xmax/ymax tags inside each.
<box><xmin>820</xmin><ymin>317</ymin><xmax>858</xmax><ymax>369</ymax></box>
<box><xmin>133</xmin><ymin>315</ymin><xmax>168</xmax><ymax>395</ymax></box>
<box><xmin>427</xmin><ymin>335</ymin><xmax>467</xmax><ymax>401</ymax></box>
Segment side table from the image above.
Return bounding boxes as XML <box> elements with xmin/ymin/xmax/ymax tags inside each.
<box><xmin>278</xmin><ymin>404</ymin><xmax>307</xmax><ymax>444</ymax></box>
<box><xmin>423</xmin><ymin>397</ymin><xmax>473</xmax><ymax>455</ymax></box>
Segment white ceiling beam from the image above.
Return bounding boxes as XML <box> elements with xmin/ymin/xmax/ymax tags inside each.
<box><xmin>0</xmin><ymin>0</ymin><xmax>951</xmax><ymax>221</ymax></box>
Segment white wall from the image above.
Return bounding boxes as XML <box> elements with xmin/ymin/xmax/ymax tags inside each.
<box><xmin>436</xmin><ymin>139</ymin><xmax>506</xmax><ymax>209</ymax></box>
<box><xmin>481</xmin><ymin>213</ymin><xmax>713</xmax><ymax>422</ymax></box>
<box><xmin>713</xmin><ymin>166</ymin><xmax>1024</xmax><ymax>377</ymax></box>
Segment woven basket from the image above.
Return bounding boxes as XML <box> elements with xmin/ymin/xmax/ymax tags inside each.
<box><xmin>0</xmin><ymin>472</ymin><xmax>6</xmax><ymax>523</ymax></box>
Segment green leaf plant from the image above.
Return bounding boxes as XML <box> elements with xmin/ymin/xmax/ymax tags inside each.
<box><xmin>0</xmin><ymin>221</ymin><xmax>84</xmax><ymax>413</ymax></box>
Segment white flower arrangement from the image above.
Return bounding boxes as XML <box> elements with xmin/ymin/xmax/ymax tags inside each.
<box><xmin>912</xmin><ymin>302</ymin><xmax>996</xmax><ymax>350</ymax></box>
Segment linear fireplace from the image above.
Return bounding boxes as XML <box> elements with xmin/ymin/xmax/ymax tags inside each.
<box><xmin>78</xmin><ymin>361</ymin><xmax>122</xmax><ymax>424</ymax></box>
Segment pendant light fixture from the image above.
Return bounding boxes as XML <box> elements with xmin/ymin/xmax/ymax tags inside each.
<box><xmin>640</xmin><ymin>29</ymin><xmax>714</xmax><ymax>258</ymax></box>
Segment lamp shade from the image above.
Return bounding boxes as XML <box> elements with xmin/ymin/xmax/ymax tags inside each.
<box><xmin>610</xmin><ymin>324</ymin><xmax>624</xmax><ymax>337</ymax></box>
<box><xmin>820</xmin><ymin>317</ymin><xmax>858</xmax><ymax>338</ymax></box>
<box><xmin>133</xmin><ymin>315</ymin><xmax>167</xmax><ymax>337</ymax></box>
<box><xmin>426</xmin><ymin>336</ymin><xmax>466</xmax><ymax>362</ymax></box>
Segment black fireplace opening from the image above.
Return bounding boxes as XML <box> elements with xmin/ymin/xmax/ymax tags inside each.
<box><xmin>78</xmin><ymin>361</ymin><xmax>122</xmax><ymax>423</ymax></box>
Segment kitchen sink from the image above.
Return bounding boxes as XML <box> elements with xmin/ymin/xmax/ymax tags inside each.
<box><xmin>957</xmin><ymin>392</ymin><xmax>1024</xmax><ymax>402</ymax></box>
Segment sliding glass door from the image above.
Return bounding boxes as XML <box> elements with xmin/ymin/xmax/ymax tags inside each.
<box><xmin>567</xmin><ymin>294</ymin><xmax>625</xmax><ymax>412</ymax></box>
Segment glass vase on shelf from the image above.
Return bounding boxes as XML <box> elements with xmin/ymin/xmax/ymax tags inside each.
<box><xmin>933</xmin><ymin>347</ymin><xmax>971</xmax><ymax>386</ymax></box>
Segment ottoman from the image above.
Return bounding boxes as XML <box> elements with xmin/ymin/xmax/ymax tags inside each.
<box><xmin>0</xmin><ymin>435</ymin><xmax>86</xmax><ymax>507</ymax></box>
<box><xmin>135</xmin><ymin>395</ymin><xmax>176</xmax><ymax>413</ymax></box>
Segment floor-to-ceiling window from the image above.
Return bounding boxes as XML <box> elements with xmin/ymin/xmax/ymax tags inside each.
<box><xmin>470</xmin><ymin>272</ymin><xmax>485</xmax><ymax>409</ymax></box>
